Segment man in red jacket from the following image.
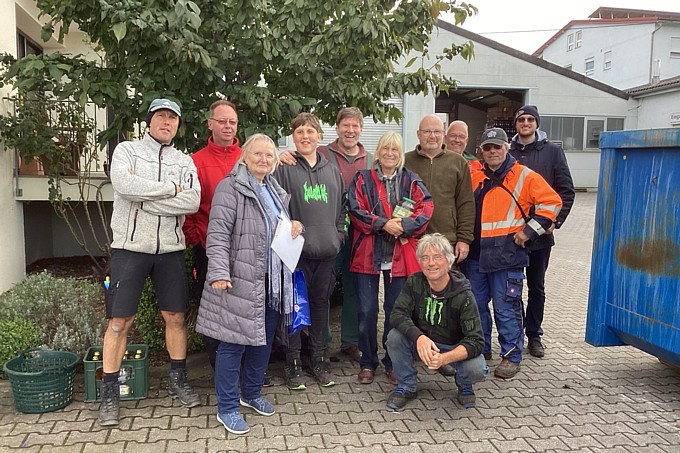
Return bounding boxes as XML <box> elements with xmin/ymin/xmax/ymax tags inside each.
<box><xmin>183</xmin><ymin>99</ymin><xmax>241</xmax><ymax>369</ymax></box>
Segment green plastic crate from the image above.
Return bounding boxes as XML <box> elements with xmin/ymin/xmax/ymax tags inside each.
<box><xmin>83</xmin><ymin>344</ymin><xmax>148</xmax><ymax>402</ymax></box>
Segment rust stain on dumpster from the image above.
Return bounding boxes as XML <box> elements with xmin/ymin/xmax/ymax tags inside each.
<box><xmin>616</xmin><ymin>238</ymin><xmax>680</xmax><ymax>277</ymax></box>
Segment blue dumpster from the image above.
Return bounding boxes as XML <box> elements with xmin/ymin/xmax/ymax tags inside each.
<box><xmin>586</xmin><ymin>128</ymin><xmax>680</xmax><ymax>367</ymax></box>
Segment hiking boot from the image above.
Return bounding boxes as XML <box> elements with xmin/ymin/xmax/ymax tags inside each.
<box><xmin>168</xmin><ymin>368</ymin><xmax>201</xmax><ymax>408</ymax></box>
<box><xmin>358</xmin><ymin>368</ymin><xmax>374</xmax><ymax>384</ymax></box>
<box><xmin>437</xmin><ymin>363</ymin><xmax>456</xmax><ymax>377</ymax></box>
<box><xmin>341</xmin><ymin>345</ymin><xmax>362</xmax><ymax>362</ymax></box>
<box><xmin>98</xmin><ymin>381</ymin><xmax>120</xmax><ymax>427</ymax></box>
<box><xmin>284</xmin><ymin>359</ymin><xmax>307</xmax><ymax>390</ymax></box>
<box><xmin>386</xmin><ymin>387</ymin><xmax>417</xmax><ymax>412</ymax></box>
<box><xmin>311</xmin><ymin>359</ymin><xmax>336</xmax><ymax>387</ymax></box>
<box><xmin>456</xmin><ymin>384</ymin><xmax>476</xmax><ymax>408</ymax></box>
<box><xmin>528</xmin><ymin>338</ymin><xmax>545</xmax><ymax>358</ymax></box>
<box><xmin>217</xmin><ymin>411</ymin><xmax>250</xmax><ymax>435</ymax></box>
<box><xmin>239</xmin><ymin>396</ymin><xmax>275</xmax><ymax>416</ymax></box>
<box><xmin>494</xmin><ymin>358</ymin><xmax>521</xmax><ymax>379</ymax></box>
<box><xmin>386</xmin><ymin>370</ymin><xmax>398</xmax><ymax>386</ymax></box>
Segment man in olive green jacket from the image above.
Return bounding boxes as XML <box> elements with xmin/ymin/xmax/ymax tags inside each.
<box><xmin>404</xmin><ymin>115</ymin><xmax>475</xmax><ymax>264</ymax></box>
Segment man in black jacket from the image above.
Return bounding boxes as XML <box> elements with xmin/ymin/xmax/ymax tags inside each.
<box><xmin>509</xmin><ymin>105</ymin><xmax>575</xmax><ymax>358</ymax></box>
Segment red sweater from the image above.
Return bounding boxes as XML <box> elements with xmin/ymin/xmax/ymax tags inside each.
<box><xmin>183</xmin><ymin>137</ymin><xmax>241</xmax><ymax>248</ymax></box>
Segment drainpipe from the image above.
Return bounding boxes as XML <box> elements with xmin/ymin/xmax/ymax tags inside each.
<box><xmin>649</xmin><ymin>22</ymin><xmax>661</xmax><ymax>84</ymax></box>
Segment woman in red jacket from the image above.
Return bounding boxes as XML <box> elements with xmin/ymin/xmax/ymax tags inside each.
<box><xmin>347</xmin><ymin>132</ymin><xmax>433</xmax><ymax>385</ymax></box>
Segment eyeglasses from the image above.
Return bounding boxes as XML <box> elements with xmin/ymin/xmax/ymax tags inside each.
<box><xmin>481</xmin><ymin>144</ymin><xmax>504</xmax><ymax>151</ymax></box>
<box><xmin>516</xmin><ymin>117</ymin><xmax>536</xmax><ymax>124</ymax></box>
<box><xmin>210</xmin><ymin>118</ymin><xmax>238</xmax><ymax>127</ymax></box>
<box><xmin>419</xmin><ymin>130</ymin><xmax>444</xmax><ymax>137</ymax></box>
<box><xmin>249</xmin><ymin>151</ymin><xmax>277</xmax><ymax>161</ymax></box>
<box><xmin>418</xmin><ymin>254</ymin><xmax>447</xmax><ymax>263</ymax></box>
<box><xmin>446</xmin><ymin>133</ymin><xmax>468</xmax><ymax>140</ymax></box>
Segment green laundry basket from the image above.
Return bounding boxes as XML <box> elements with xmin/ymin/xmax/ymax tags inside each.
<box><xmin>3</xmin><ymin>348</ymin><xmax>79</xmax><ymax>413</ymax></box>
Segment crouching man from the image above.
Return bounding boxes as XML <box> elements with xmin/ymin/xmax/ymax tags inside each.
<box><xmin>386</xmin><ymin>233</ymin><xmax>488</xmax><ymax>411</ymax></box>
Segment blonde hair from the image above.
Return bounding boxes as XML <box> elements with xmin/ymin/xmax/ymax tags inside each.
<box><xmin>238</xmin><ymin>133</ymin><xmax>279</xmax><ymax>174</ymax></box>
<box><xmin>373</xmin><ymin>132</ymin><xmax>405</xmax><ymax>172</ymax></box>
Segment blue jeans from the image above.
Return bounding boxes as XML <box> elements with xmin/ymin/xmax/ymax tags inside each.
<box><xmin>462</xmin><ymin>259</ymin><xmax>525</xmax><ymax>363</ymax></box>
<box><xmin>214</xmin><ymin>307</ymin><xmax>280</xmax><ymax>413</ymax></box>
<box><xmin>386</xmin><ymin>329</ymin><xmax>488</xmax><ymax>393</ymax></box>
<box><xmin>354</xmin><ymin>271</ymin><xmax>406</xmax><ymax>371</ymax></box>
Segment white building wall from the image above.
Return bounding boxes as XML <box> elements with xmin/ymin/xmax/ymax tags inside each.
<box><xmin>396</xmin><ymin>25</ymin><xmax>636</xmax><ymax>188</ymax></box>
<box><xmin>635</xmin><ymin>90</ymin><xmax>680</xmax><ymax>129</ymax></box>
<box><xmin>540</xmin><ymin>22</ymin><xmax>680</xmax><ymax>91</ymax></box>
<box><xmin>651</xmin><ymin>24</ymin><xmax>680</xmax><ymax>82</ymax></box>
<box><xmin>0</xmin><ymin>0</ymin><xmax>26</xmax><ymax>294</ymax></box>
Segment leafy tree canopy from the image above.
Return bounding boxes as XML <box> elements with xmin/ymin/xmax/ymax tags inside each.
<box><xmin>1</xmin><ymin>0</ymin><xmax>476</xmax><ymax>151</ymax></box>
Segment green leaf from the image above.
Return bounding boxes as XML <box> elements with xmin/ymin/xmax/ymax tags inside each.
<box><xmin>112</xmin><ymin>22</ymin><xmax>127</xmax><ymax>42</ymax></box>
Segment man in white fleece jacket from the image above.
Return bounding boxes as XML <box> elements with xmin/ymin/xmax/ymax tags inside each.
<box><xmin>100</xmin><ymin>98</ymin><xmax>201</xmax><ymax>427</ymax></box>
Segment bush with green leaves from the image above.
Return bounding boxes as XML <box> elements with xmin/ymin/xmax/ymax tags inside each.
<box><xmin>0</xmin><ymin>271</ymin><xmax>105</xmax><ymax>357</ymax></box>
<box><xmin>0</xmin><ymin>319</ymin><xmax>41</xmax><ymax>377</ymax></box>
<box><xmin>134</xmin><ymin>248</ymin><xmax>203</xmax><ymax>353</ymax></box>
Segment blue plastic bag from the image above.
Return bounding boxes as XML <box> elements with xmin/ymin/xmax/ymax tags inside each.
<box><xmin>289</xmin><ymin>268</ymin><xmax>311</xmax><ymax>335</ymax></box>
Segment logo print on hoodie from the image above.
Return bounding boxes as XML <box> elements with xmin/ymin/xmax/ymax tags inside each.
<box><xmin>303</xmin><ymin>181</ymin><xmax>328</xmax><ymax>203</ymax></box>
<box><xmin>425</xmin><ymin>296</ymin><xmax>444</xmax><ymax>326</ymax></box>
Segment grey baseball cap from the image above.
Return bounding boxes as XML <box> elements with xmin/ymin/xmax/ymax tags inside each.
<box><xmin>148</xmin><ymin>98</ymin><xmax>182</xmax><ymax>117</ymax></box>
<box><xmin>480</xmin><ymin>127</ymin><xmax>508</xmax><ymax>147</ymax></box>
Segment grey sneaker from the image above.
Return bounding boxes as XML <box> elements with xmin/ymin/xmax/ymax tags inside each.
<box><xmin>168</xmin><ymin>368</ymin><xmax>201</xmax><ymax>407</ymax></box>
<box><xmin>99</xmin><ymin>381</ymin><xmax>120</xmax><ymax>427</ymax></box>
<box><xmin>494</xmin><ymin>358</ymin><xmax>521</xmax><ymax>379</ymax></box>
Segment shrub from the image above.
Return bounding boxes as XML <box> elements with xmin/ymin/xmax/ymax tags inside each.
<box><xmin>134</xmin><ymin>248</ymin><xmax>203</xmax><ymax>353</ymax></box>
<box><xmin>0</xmin><ymin>271</ymin><xmax>105</xmax><ymax>357</ymax></box>
<box><xmin>0</xmin><ymin>319</ymin><xmax>41</xmax><ymax>377</ymax></box>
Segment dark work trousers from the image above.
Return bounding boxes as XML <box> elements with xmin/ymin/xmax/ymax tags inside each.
<box><xmin>192</xmin><ymin>244</ymin><xmax>220</xmax><ymax>370</ymax></box>
<box><xmin>287</xmin><ymin>257</ymin><xmax>336</xmax><ymax>364</ymax></box>
<box><xmin>524</xmin><ymin>246</ymin><xmax>552</xmax><ymax>340</ymax></box>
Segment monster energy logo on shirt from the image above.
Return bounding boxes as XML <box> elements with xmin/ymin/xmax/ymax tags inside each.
<box><xmin>303</xmin><ymin>182</ymin><xmax>328</xmax><ymax>203</ymax></box>
<box><xmin>425</xmin><ymin>295</ymin><xmax>444</xmax><ymax>325</ymax></box>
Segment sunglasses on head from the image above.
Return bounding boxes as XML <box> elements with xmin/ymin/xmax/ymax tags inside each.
<box><xmin>482</xmin><ymin>144</ymin><xmax>503</xmax><ymax>151</ymax></box>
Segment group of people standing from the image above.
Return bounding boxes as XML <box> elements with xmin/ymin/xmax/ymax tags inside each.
<box><xmin>99</xmin><ymin>97</ymin><xmax>574</xmax><ymax>434</ymax></box>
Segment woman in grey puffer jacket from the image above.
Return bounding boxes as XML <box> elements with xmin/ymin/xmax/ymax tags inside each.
<box><xmin>196</xmin><ymin>134</ymin><xmax>303</xmax><ymax>435</ymax></box>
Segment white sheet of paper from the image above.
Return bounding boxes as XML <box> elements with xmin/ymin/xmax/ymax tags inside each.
<box><xmin>271</xmin><ymin>214</ymin><xmax>304</xmax><ymax>273</ymax></box>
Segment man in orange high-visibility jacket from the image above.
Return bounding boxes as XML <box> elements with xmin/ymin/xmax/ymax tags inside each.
<box><xmin>462</xmin><ymin>127</ymin><xmax>562</xmax><ymax>380</ymax></box>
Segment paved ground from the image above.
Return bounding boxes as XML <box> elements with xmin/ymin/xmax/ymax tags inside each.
<box><xmin>1</xmin><ymin>192</ymin><xmax>679</xmax><ymax>452</ymax></box>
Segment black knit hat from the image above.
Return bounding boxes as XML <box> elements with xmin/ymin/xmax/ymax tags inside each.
<box><xmin>514</xmin><ymin>105</ymin><xmax>540</xmax><ymax>127</ymax></box>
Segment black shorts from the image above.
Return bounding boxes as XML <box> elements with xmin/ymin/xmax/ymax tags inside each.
<box><xmin>106</xmin><ymin>249</ymin><xmax>188</xmax><ymax>318</ymax></box>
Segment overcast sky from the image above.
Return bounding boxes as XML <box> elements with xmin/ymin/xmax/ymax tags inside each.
<box><xmin>446</xmin><ymin>1</ymin><xmax>680</xmax><ymax>54</ymax></box>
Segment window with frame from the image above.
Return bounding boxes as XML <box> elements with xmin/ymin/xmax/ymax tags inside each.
<box><xmin>567</xmin><ymin>33</ymin><xmax>574</xmax><ymax>51</ymax></box>
<box><xmin>603</xmin><ymin>51</ymin><xmax>612</xmax><ymax>70</ymax></box>
<box><xmin>575</xmin><ymin>30</ymin><xmax>582</xmax><ymax>49</ymax></box>
<box><xmin>541</xmin><ymin>117</ymin><xmax>584</xmax><ymax>150</ymax></box>
<box><xmin>17</xmin><ymin>31</ymin><xmax>42</xmax><ymax>58</ymax></box>
<box><xmin>585</xmin><ymin>57</ymin><xmax>595</xmax><ymax>76</ymax></box>
<box><xmin>671</xmin><ymin>37</ymin><xmax>680</xmax><ymax>58</ymax></box>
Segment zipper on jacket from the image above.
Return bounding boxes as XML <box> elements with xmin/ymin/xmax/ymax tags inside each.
<box><xmin>130</xmin><ymin>208</ymin><xmax>139</xmax><ymax>241</ymax></box>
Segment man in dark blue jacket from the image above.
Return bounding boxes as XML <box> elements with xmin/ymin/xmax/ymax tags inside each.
<box><xmin>509</xmin><ymin>105</ymin><xmax>575</xmax><ymax>358</ymax></box>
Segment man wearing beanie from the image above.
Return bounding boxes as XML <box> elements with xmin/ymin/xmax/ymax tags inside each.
<box><xmin>510</xmin><ymin>105</ymin><xmax>575</xmax><ymax>359</ymax></box>
<box><xmin>101</xmin><ymin>98</ymin><xmax>201</xmax><ymax>426</ymax></box>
